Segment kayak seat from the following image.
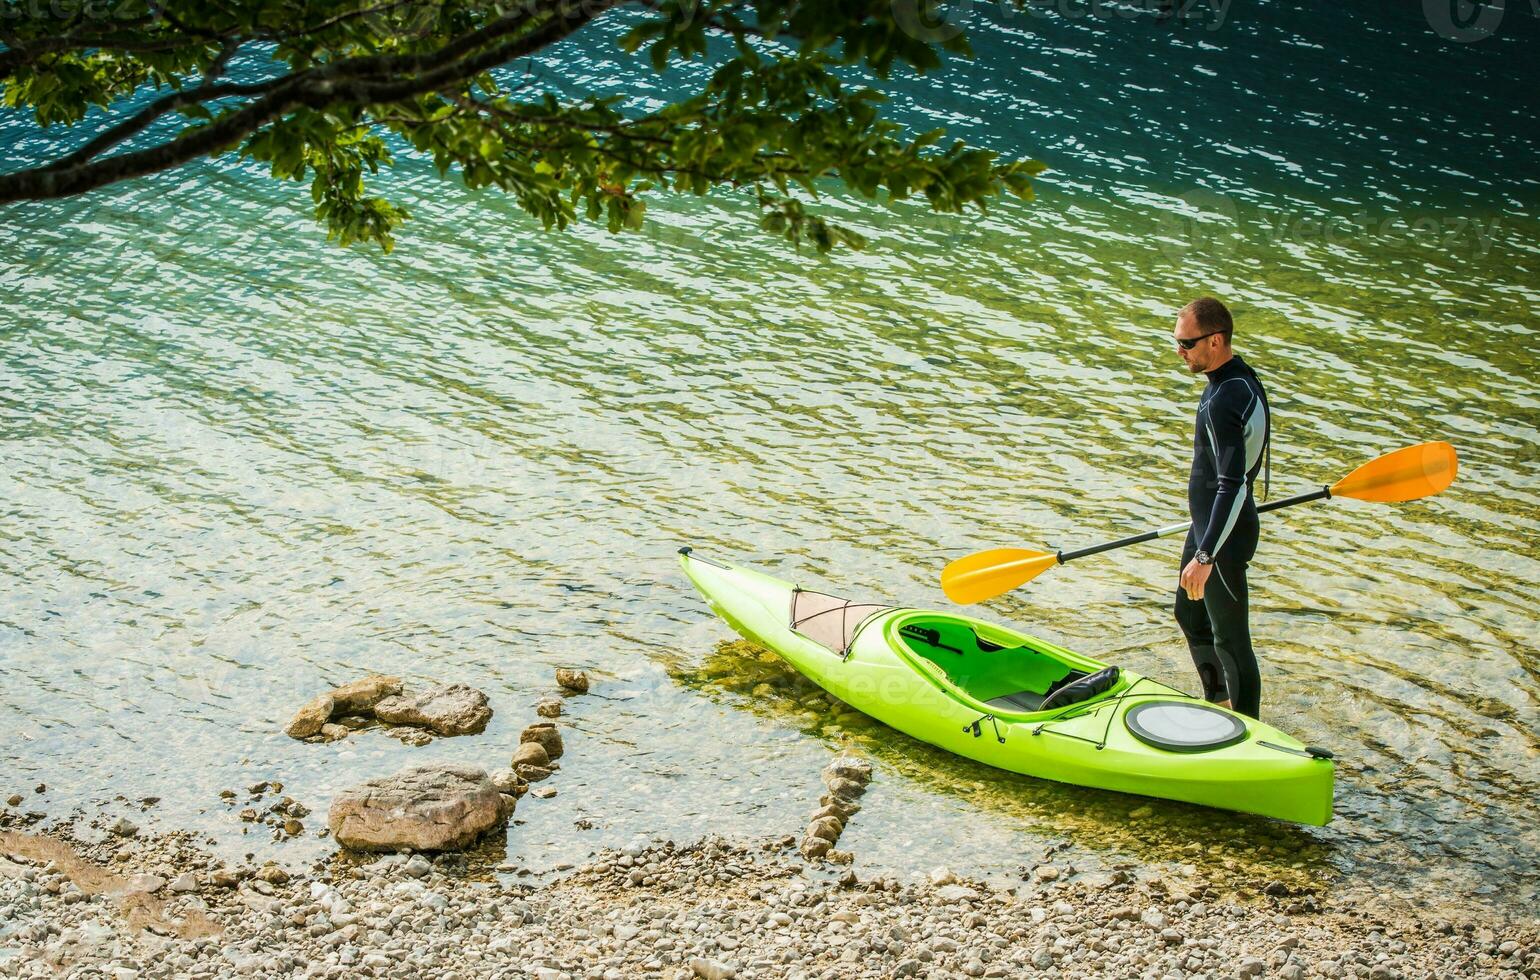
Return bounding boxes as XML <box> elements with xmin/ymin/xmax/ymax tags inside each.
<box><xmin>986</xmin><ymin>690</ymin><xmax>1047</xmax><ymax>712</ymax></box>
<box><xmin>1038</xmin><ymin>666</ymin><xmax>1121</xmax><ymax>712</ymax></box>
<box><xmin>985</xmin><ymin>670</ymin><xmax>1088</xmax><ymax>714</ymax></box>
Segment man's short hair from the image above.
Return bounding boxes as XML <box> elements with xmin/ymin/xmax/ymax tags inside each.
<box><xmin>1179</xmin><ymin>297</ymin><xmax>1234</xmax><ymax>340</ymax></box>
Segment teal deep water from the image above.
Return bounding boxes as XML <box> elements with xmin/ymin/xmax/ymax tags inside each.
<box><xmin>2</xmin><ymin>2</ymin><xmax>1537</xmax><ymax>910</ymax></box>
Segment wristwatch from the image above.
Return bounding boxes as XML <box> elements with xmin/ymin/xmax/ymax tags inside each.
<box><xmin>1195</xmin><ymin>550</ymin><xmax>1213</xmax><ymax>566</ymax></box>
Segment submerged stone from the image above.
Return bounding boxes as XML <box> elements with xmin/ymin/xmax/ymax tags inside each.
<box><xmin>373</xmin><ymin>684</ymin><xmax>492</xmax><ymax>736</ymax></box>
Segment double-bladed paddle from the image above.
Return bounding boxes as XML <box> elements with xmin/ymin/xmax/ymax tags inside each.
<box><xmin>940</xmin><ymin>441</ymin><xmax>1460</xmax><ymax>605</ymax></box>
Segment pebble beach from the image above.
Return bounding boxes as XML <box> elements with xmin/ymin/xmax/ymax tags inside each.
<box><xmin>3</xmin><ymin>791</ymin><xmax>1536</xmax><ymax>980</ymax></box>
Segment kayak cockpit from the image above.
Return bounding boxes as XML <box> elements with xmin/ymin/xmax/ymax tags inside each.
<box><xmin>889</xmin><ymin>613</ymin><xmax>1122</xmax><ymax>716</ymax></box>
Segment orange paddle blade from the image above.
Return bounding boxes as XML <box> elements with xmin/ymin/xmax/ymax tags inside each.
<box><xmin>1330</xmin><ymin>441</ymin><xmax>1459</xmax><ymax>503</ymax></box>
<box><xmin>941</xmin><ymin>547</ymin><xmax>1061</xmax><ymax>605</ymax></box>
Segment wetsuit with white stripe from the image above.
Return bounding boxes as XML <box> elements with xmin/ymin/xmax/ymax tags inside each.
<box><xmin>1174</xmin><ymin>354</ymin><xmax>1270</xmax><ymax>719</ymax></box>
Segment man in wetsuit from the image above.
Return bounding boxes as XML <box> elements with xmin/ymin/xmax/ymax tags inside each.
<box><xmin>1172</xmin><ymin>297</ymin><xmax>1270</xmax><ymax>719</ymax></box>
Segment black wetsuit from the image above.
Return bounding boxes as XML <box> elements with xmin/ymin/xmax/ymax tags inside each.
<box><xmin>1174</xmin><ymin>354</ymin><xmax>1270</xmax><ymax>718</ymax></box>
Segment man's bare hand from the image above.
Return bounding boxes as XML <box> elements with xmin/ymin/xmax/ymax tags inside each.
<box><xmin>1181</xmin><ymin>558</ymin><xmax>1214</xmax><ymax>600</ymax></box>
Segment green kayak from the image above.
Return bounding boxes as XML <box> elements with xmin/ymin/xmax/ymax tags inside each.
<box><xmin>680</xmin><ymin>549</ymin><xmax>1333</xmax><ymax>826</ymax></box>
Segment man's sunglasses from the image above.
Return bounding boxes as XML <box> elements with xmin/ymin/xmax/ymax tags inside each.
<box><xmin>1175</xmin><ymin>329</ymin><xmax>1229</xmax><ymax>350</ymax></box>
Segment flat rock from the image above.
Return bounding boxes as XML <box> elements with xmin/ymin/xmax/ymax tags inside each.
<box><xmin>535</xmin><ymin>698</ymin><xmax>563</xmax><ymax>718</ymax></box>
<box><xmin>935</xmin><ymin>884</ymin><xmax>980</xmax><ymax>903</ymax></box>
<box><xmin>328</xmin><ymin>764</ymin><xmax>511</xmax><ymax>852</ymax></box>
<box><xmin>285</xmin><ymin>693</ymin><xmax>335</xmax><ymax>739</ymax></box>
<box><xmin>818</xmin><ymin>793</ymin><xmax>863</xmax><ymax>817</ymax></box>
<box><xmin>520</xmin><ymin>723</ymin><xmax>564</xmax><ymax>760</ymax></box>
<box><xmin>331</xmin><ymin>674</ymin><xmax>401</xmax><ymax>714</ymax></box>
<box><xmin>124</xmin><ymin>873</ymin><xmax>165</xmax><ymax>894</ymax></box>
<box><xmin>373</xmin><ymin>684</ymin><xmax>492</xmax><ymax>736</ymax></box>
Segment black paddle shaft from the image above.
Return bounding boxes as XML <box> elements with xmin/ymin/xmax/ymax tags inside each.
<box><xmin>1057</xmin><ymin>486</ymin><xmax>1331</xmax><ymax>564</ymax></box>
<box><xmin>1257</xmin><ymin>485</ymin><xmax>1331</xmax><ymax>514</ymax></box>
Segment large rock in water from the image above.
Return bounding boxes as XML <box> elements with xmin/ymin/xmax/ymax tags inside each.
<box><xmin>373</xmin><ymin>684</ymin><xmax>492</xmax><ymax>736</ymax></box>
<box><xmin>328</xmin><ymin>765</ymin><xmax>511</xmax><ymax>852</ymax></box>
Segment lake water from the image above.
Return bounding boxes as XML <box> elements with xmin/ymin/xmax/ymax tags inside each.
<box><xmin>2</xmin><ymin>2</ymin><xmax>1536</xmax><ymax>911</ymax></box>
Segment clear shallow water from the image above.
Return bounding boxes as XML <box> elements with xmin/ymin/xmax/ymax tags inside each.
<box><xmin>2</xmin><ymin>3</ymin><xmax>1537</xmax><ymax>910</ymax></box>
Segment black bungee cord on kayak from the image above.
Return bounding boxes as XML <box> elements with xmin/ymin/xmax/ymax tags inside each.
<box><xmin>1031</xmin><ymin>677</ymin><xmax>1193</xmax><ymax>751</ymax></box>
<box><xmin>963</xmin><ymin>713</ymin><xmax>1007</xmax><ymax>743</ymax></box>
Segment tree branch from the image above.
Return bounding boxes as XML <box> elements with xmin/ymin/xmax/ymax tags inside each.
<box><xmin>38</xmin><ymin>78</ymin><xmax>278</xmax><ymax>174</ymax></box>
<box><xmin>444</xmin><ymin>94</ymin><xmax>810</xmax><ymax>182</ymax></box>
<box><xmin>0</xmin><ymin>3</ymin><xmax>609</xmax><ymax>203</ymax></box>
<box><xmin>0</xmin><ymin>31</ymin><xmax>201</xmax><ymax>76</ymax></box>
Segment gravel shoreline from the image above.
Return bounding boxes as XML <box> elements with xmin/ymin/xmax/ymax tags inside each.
<box><xmin>2</xmin><ymin>814</ymin><xmax>1535</xmax><ymax>980</ymax></box>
